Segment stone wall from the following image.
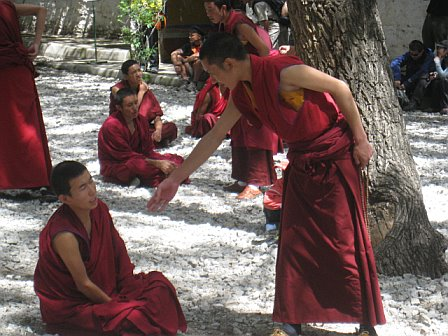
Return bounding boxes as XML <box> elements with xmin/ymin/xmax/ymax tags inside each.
<box><xmin>17</xmin><ymin>0</ymin><xmax>430</xmax><ymax>58</ymax></box>
<box><xmin>19</xmin><ymin>0</ymin><xmax>122</xmax><ymax>38</ymax></box>
<box><xmin>377</xmin><ymin>0</ymin><xmax>429</xmax><ymax>58</ymax></box>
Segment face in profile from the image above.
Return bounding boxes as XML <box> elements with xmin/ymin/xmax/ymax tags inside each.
<box><xmin>189</xmin><ymin>32</ymin><xmax>203</xmax><ymax>44</ymax></box>
<box><xmin>202</xmin><ymin>58</ymin><xmax>239</xmax><ymax>90</ymax></box>
<box><xmin>204</xmin><ymin>2</ymin><xmax>225</xmax><ymax>24</ymax></box>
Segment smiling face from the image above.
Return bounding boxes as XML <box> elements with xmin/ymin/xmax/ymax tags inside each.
<box><xmin>125</xmin><ymin>63</ymin><xmax>143</xmax><ymax>88</ymax></box>
<box><xmin>204</xmin><ymin>2</ymin><xmax>226</xmax><ymax>24</ymax></box>
<box><xmin>61</xmin><ymin>170</ymin><xmax>98</xmax><ymax>212</ymax></box>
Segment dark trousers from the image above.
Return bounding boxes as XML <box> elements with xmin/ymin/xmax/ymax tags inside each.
<box><xmin>422</xmin><ymin>14</ymin><xmax>448</xmax><ymax>50</ymax></box>
<box><xmin>429</xmin><ymin>77</ymin><xmax>448</xmax><ymax>109</ymax></box>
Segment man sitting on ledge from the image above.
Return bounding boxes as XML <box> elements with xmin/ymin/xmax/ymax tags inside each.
<box><xmin>99</xmin><ymin>88</ymin><xmax>187</xmax><ymax>188</ymax></box>
<box><xmin>34</xmin><ymin>160</ymin><xmax>187</xmax><ymax>336</ymax></box>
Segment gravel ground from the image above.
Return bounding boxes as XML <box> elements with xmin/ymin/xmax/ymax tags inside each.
<box><xmin>0</xmin><ymin>67</ymin><xmax>447</xmax><ymax>336</ymax></box>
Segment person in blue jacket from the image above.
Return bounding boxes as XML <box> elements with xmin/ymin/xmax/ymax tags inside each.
<box><xmin>390</xmin><ymin>40</ymin><xmax>434</xmax><ymax>111</ymax></box>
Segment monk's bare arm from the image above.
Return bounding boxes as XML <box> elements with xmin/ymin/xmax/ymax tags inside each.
<box><xmin>15</xmin><ymin>4</ymin><xmax>47</xmax><ymax>59</ymax></box>
<box><xmin>147</xmin><ymin>98</ymin><xmax>241</xmax><ymax>211</ymax></box>
<box><xmin>236</xmin><ymin>23</ymin><xmax>270</xmax><ymax>57</ymax></box>
<box><xmin>53</xmin><ymin>232</ymin><xmax>112</xmax><ymax>303</ymax></box>
<box><xmin>197</xmin><ymin>92</ymin><xmax>212</xmax><ymax>116</ymax></box>
<box><xmin>280</xmin><ymin>64</ymin><xmax>373</xmax><ymax>168</ymax></box>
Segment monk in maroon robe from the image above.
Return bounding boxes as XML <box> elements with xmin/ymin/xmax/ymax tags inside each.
<box><xmin>204</xmin><ymin>0</ymin><xmax>280</xmax><ymax>199</ymax></box>
<box><xmin>99</xmin><ymin>88</ymin><xmax>186</xmax><ymax>188</ymax></box>
<box><xmin>185</xmin><ymin>77</ymin><xmax>229</xmax><ymax>138</ymax></box>
<box><xmin>34</xmin><ymin>161</ymin><xmax>187</xmax><ymax>335</ymax></box>
<box><xmin>110</xmin><ymin>60</ymin><xmax>177</xmax><ymax>148</ymax></box>
<box><xmin>148</xmin><ymin>33</ymin><xmax>386</xmax><ymax>336</ymax></box>
<box><xmin>0</xmin><ymin>0</ymin><xmax>52</xmax><ymax>190</ymax></box>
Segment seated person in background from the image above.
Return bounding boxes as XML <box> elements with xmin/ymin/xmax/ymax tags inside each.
<box><xmin>390</xmin><ymin>40</ymin><xmax>434</xmax><ymax>111</ymax></box>
<box><xmin>431</xmin><ymin>40</ymin><xmax>448</xmax><ymax>115</ymax></box>
<box><xmin>110</xmin><ymin>59</ymin><xmax>177</xmax><ymax>148</ymax></box>
<box><xmin>170</xmin><ymin>26</ymin><xmax>208</xmax><ymax>91</ymax></box>
<box><xmin>185</xmin><ymin>77</ymin><xmax>229</xmax><ymax>138</ymax></box>
<box><xmin>34</xmin><ymin>160</ymin><xmax>187</xmax><ymax>336</ymax></box>
<box><xmin>99</xmin><ymin>88</ymin><xmax>187</xmax><ymax>188</ymax></box>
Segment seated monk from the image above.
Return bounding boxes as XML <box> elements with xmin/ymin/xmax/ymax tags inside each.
<box><xmin>99</xmin><ymin>88</ymin><xmax>188</xmax><ymax>188</ymax></box>
<box><xmin>185</xmin><ymin>78</ymin><xmax>229</xmax><ymax>138</ymax></box>
<box><xmin>110</xmin><ymin>59</ymin><xmax>177</xmax><ymax>148</ymax></box>
<box><xmin>34</xmin><ymin>160</ymin><xmax>187</xmax><ymax>336</ymax></box>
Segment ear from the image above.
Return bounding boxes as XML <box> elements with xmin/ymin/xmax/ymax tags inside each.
<box><xmin>223</xmin><ymin>57</ymin><xmax>235</xmax><ymax>71</ymax></box>
<box><xmin>58</xmin><ymin>194</ymin><xmax>69</xmax><ymax>204</ymax></box>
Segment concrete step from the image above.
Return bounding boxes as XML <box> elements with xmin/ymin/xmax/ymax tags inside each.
<box><xmin>40</xmin><ymin>41</ymin><xmax>130</xmax><ymax>62</ymax></box>
<box><xmin>36</xmin><ymin>36</ymin><xmax>183</xmax><ymax>86</ymax></box>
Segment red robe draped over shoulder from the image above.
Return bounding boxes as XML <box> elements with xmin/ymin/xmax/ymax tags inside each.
<box><xmin>98</xmin><ymin>111</ymin><xmax>184</xmax><ymax>187</ymax></box>
<box><xmin>110</xmin><ymin>80</ymin><xmax>177</xmax><ymax>146</ymax></box>
<box><xmin>185</xmin><ymin>78</ymin><xmax>228</xmax><ymax>138</ymax></box>
<box><xmin>232</xmin><ymin>54</ymin><xmax>386</xmax><ymax>326</ymax></box>
<box><xmin>34</xmin><ymin>200</ymin><xmax>187</xmax><ymax>335</ymax></box>
<box><xmin>0</xmin><ymin>0</ymin><xmax>52</xmax><ymax>189</ymax></box>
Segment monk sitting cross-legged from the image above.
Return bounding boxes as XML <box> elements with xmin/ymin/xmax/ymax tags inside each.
<box><xmin>110</xmin><ymin>59</ymin><xmax>178</xmax><ymax>148</ymax></box>
<box><xmin>99</xmin><ymin>87</ymin><xmax>188</xmax><ymax>188</ymax></box>
<box><xmin>34</xmin><ymin>160</ymin><xmax>187</xmax><ymax>336</ymax></box>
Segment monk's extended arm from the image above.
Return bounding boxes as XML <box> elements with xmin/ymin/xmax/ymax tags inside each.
<box><xmin>147</xmin><ymin>98</ymin><xmax>241</xmax><ymax>211</ymax></box>
<box><xmin>281</xmin><ymin>64</ymin><xmax>373</xmax><ymax>168</ymax></box>
<box><xmin>53</xmin><ymin>232</ymin><xmax>112</xmax><ymax>303</ymax></box>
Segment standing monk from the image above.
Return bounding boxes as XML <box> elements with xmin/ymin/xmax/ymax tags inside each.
<box><xmin>148</xmin><ymin>33</ymin><xmax>386</xmax><ymax>336</ymax></box>
<box><xmin>204</xmin><ymin>0</ymin><xmax>281</xmax><ymax>199</ymax></box>
<box><xmin>0</xmin><ymin>0</ymin><xmax>52</xmax><ymax>190</ymax></box>
<box><xmin>110</xmin><ymin>59</ymin><xmax>178</xmax><ymax>148</ymax></box>
<box><xmin>99</xmin><ymin>88</ymin><xmax>186</xmax><ymax>188</ymax></box>
<box><xmin>35</xmin><ymin>160</ymin><xmax>187</xmax><ymax>335</ymax></box>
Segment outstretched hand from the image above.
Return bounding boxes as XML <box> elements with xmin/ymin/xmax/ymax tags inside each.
<box><xmin>147</xmin><ymin>178</ymin><xmax>180</xmax><ymax>212</ymax></box>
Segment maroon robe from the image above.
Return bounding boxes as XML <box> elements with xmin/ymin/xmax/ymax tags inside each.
<box><xmin>98</xmin><ymin>111</ymin><xmax>185</xmax><ymax>188</ymax></box>
<box><xmin>232</xmin><ymin>54</ymin><xmax>386</xmax><ymax>326</ymax></box>
<box><xmin>185</xmin><ymin>78</ymin><xmax>228</xmax><ymax>138</ymax></box>
<box><xmin>222</xmin><ymin>10</ymin><xmax>280</xmax><ymax>186</ymax></box>
<box><xmin>34</xmin><ymin>200</ymin><xmax>187</xmax><ymax>335</ymax></box>
<box><xmin>0</xmin><ymin>0</ymin><xmax>52</xmax><ymax>189</ymax></box>
<box><xmin>110</xmin><ymin>80</ymin><xmax>177</xmax><ymax>147</ymax></box>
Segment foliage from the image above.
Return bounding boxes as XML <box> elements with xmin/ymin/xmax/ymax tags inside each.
<box><xmin>118</xmin><ymin>0</ymin><xmax>163</xmax><ymax>64</ymax></box>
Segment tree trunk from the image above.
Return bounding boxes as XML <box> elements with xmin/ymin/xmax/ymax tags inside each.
<box><xmin>287</xmin><ymin>0</ymin><xmax>447</xmax><ymax>278</ymax></box>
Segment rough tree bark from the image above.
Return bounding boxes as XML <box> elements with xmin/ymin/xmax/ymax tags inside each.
<box><xmin>287</xmin><ymin>0</ymin><xmax>447</xmax><ymax>278</ymax></box>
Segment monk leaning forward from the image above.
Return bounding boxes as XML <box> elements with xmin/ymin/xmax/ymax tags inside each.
<box><xmin>148</xmin><ymin>33</ymin><xmax>386</xmax><ymax>336</ymax></box>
